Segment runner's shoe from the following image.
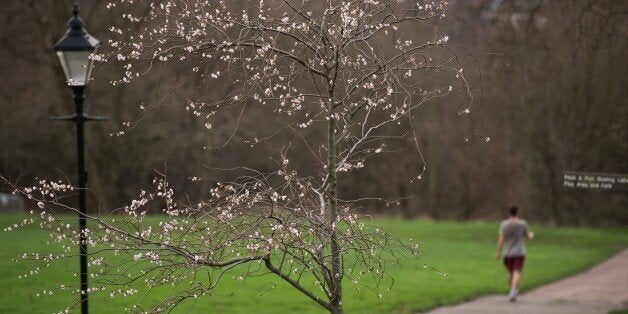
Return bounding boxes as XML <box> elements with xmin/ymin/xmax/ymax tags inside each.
<box><xmin>508</xmin><ymin>288</ymin><xmax>518</xmax><ymax>302</ymax></box>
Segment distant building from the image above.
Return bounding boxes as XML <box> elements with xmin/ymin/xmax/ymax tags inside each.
<box><xmin>482</xmin><ymin>0</ymin><xmax>548</xmax><ymax>30</ymax></box>
<box><xmin>0</xmin><ymin>193</ymin><xmax>24</xmax><ymax>212</ymax></box>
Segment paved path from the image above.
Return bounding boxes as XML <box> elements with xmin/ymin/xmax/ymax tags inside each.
<box><xmin>428</xmin><ymin>249</ymin><xmax>628</xmax><ymax>314</ymax></box>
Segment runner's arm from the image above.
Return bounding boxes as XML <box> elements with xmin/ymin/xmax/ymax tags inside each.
<box><xmin>524</xmin><ymin>221</ymin><xmax>534</xmax><ymax>239</ymax></box>
<box><xmin>496</xmin><ymin>232</ymin><xmax>504</xmax><ymax>259</ymax></box>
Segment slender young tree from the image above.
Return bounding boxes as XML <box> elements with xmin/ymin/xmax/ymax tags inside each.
<box><xmin>8</xmin><ymin>1</ymin><xmax>474</xmax><ymax>313</ymax></box>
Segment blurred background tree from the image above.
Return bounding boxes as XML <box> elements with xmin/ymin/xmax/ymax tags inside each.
<box><xmin>1</xmin><ymin>0</ymin><xmax>626</xmax><ymax>225</ymax></box>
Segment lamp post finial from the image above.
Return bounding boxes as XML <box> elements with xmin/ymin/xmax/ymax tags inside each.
<box><xmin>72</xmin><ymin>3</ymin><xmax>79</xmax><ymax>17</ymax></box>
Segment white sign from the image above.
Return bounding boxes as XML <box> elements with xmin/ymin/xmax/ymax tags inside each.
<box><xmin>563</xmin><ymin>172</ymin><xmax>628</xmax><ymax>191</ymax></box>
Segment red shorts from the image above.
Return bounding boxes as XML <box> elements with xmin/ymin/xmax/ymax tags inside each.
<box><xmin>504</xmin><ymin>256</ymin><xmax>525</xmax><ymax>272</ymax></box>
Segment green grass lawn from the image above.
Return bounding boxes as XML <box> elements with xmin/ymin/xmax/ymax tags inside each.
<box><xmin>0</xmin><ymin>213</ymin><xmax>626</xmax><ymax>313</ymax></box>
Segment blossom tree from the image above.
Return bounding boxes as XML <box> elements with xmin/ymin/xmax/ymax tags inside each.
<box><xmin>8</xmin><ymin>0</ymin><xmax>475</xmax><ymax>313</ymax></box>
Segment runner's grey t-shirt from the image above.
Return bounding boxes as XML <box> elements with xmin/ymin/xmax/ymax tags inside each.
<box><xmin>499</xmin><ymin>219</ymin><xmax>528</xmax><ymax>257</ymax></box>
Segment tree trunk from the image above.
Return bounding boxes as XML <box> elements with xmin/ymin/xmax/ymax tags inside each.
<box><xmin>327</xmin><ymin>112</ymin><xmax>343</xmax><ymax>314</ymax></box>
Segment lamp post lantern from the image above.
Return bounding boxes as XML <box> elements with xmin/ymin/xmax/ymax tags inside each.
<box><xmin>53</xmin><ymin>4</ymin><xmax>105</xmax><ymax>314</ymax></box>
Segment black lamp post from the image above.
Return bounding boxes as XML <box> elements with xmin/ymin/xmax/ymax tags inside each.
<box><xmin>53</xmin><ymin>4</ymin><xmax>105</xmax><ymax>314</ymax></box>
